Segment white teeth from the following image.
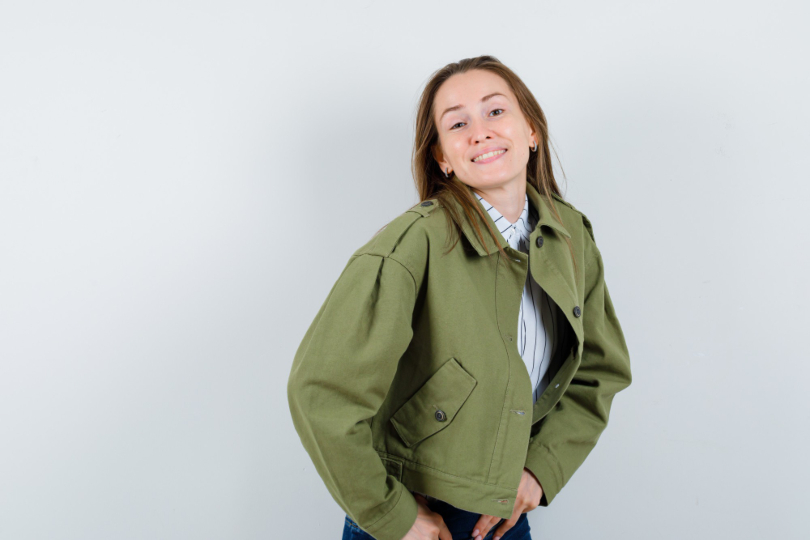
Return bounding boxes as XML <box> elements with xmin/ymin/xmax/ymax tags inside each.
<box><xmin>473</xmin><ymin>149</ymin><xmax>505</xmax><ymax>162</ymax></box>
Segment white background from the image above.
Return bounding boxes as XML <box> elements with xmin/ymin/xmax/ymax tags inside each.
<box><xmin>1</xmin><ymin>1</ymin><xmax>808</xmax><ymax>538</ymax></box>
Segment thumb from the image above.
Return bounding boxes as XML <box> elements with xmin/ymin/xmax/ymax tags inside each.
<box><xmin>437</xmin><ymin>518</ymin><xmax>453</xmax><ymax>540</ymax></box>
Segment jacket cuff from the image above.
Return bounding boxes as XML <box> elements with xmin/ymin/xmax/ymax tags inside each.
<box><xmin>524</xmin><ymin>443</ymin><xmax>563</xmax><ymax>507</ymax></box>
<box><xmin>363</xmin><ymin>483</ymin><xmax>418</xmax><ymax>540</ymax></box>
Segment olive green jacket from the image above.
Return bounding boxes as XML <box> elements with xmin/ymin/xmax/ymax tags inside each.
<box><xmin>287</xmin><ymin>181</ymin><xmax>632</xmax><ymax>540</ymax></box>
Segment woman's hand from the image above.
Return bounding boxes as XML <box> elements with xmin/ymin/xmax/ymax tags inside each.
<box><xmin>401</xmin><ymin>493</ymin><xmax>453</xmax><ymax>540</ymax></box>
<box><xmin>467</xmin><ymin>468</ymin><xmax>543</xmax><ymax>540</ymax></box>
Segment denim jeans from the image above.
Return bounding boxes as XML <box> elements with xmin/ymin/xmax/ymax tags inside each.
<box><xmin>342</xmin><ymin>496</ymin><xmax>532</xmax><ymax>540</ymax></box>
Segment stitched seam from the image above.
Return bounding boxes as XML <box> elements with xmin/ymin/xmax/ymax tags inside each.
<box><xmin>375</xmin><ymin>450</ymin><xmax>513</xmax><ymax>490</ymax></box>
<box><xmin>345</xmin><ymin>516</ymin><xmax>361</xmax><ymax>531</ymax></box>
<box><xmin>383</xmin><ymin>212</ymin><xmax>424</xmax><ymax>257</ymax></box>
<box><xmin>386</xmin><ymin>254</ymin><xmax>418</xmax><ymax>298</ymax></box>
<box><xmin>485</xmin><ymin>251</ymin><xmax>509</xmax><ymax>484</ymax></box>
<box><xmin>406</xmin><ymin>455</ymin><xmax>516</xmax><ymax>490</ymax></box>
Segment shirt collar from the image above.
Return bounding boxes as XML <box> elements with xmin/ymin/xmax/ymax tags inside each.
<box><xmin>473</xmin><ymin>191</ymin><xmax>533</xmax><ymax>247</ymax></box>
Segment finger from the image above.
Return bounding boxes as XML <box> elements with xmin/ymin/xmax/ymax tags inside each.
<box><xmin>470</xmin><ymin>515</ymin><xmax>491</xmax><ymax>540</ymax></box>
<box><xmin>473</xmin><ymin>515</ymin><xmax>501</xmax><ymax>540</ymax></box>
<box><xmin>491</xmin><ymin>513</ymin><xmax>520</xmax><ymax>540</ymax></box>
<box><xmin>437</xmin><ymin>517</ymin><xmax>453</xmax><ymax>540</ymax></box>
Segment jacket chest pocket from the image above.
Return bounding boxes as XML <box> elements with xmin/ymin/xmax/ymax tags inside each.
<box><xmin>389</xmin><ymin>357</ymin><xmax>477</xmax><ymax>448</ymax></box>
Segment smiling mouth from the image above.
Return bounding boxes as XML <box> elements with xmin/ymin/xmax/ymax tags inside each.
<box><xmin>472</xmin><ymin>149</ymin><xmax>507</xmax><ymax>163</ymax></box>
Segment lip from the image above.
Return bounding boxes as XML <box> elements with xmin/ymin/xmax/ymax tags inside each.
<box><xmin>471</xmin><ymin>147</ymin><xmax>507</xmax><ymax>164</ymax></box>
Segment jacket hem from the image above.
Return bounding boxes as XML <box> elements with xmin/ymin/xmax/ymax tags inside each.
<box><xmin>376</xmin><ymin>450</ymin><xmax>518</xmax><ymax>520</ymax></box>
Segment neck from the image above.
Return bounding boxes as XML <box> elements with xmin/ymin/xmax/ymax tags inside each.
<box><xmin>471</xmin><ymin>180</ymin><xmax>526</xmax><ymax>224</ymax></box>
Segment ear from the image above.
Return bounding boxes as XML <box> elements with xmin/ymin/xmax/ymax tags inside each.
<box><xmin>432</xmin><ymin>143</ymin><xmax>450</xmax><ymax>173</ymax></box>
<box><xmin>528</xmin><ymin>123</ymin><xmax>537</xmax><ymax>148</ymax></box>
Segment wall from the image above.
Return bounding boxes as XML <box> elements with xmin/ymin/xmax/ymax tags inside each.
<box><xmin>1</xmin><ymin>1</ymin><xmax>807</xmax><ymax>538</ymax></box>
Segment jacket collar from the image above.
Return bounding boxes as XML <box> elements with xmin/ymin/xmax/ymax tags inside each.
<box><xmin>441</xmin><ymin>177</ymin><xmax>571</xmax><ymax>257</ymax></box>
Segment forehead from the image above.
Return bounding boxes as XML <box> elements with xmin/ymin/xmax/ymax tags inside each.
<box><xmin>434</xmin><ymin>70</ymin><xmax>514</xmax><ymax>114</ymax></box>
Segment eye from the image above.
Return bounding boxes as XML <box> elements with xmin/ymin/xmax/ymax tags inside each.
<box><xmin>449</xmin><ymin>109</ymin><xmax>503</xmax><ymax>130</ymax></box>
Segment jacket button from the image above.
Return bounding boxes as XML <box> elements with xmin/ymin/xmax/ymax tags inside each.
<box><xmin>535</xmin><ymin>236</ymin><xmax>544</xmax><ymax>247</ymax></box>
<box><xmin>435</xmin><ymin>409</ymin><xmax>447</xmax><ymax>422</ymax></box>
<box><xmin>573</xmin><ymin>306</ymin><xmax>581</xmax><ymax>317</ymax></box>
<box><xmin>420</xmin><ymin>201</ymin><xmax>433</xmax><ymax>207</ymax></box>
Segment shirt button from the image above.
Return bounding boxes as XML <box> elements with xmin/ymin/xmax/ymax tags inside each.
<box><xmin>435</xmin><ymin>410</ymin><xmax>447</xmax><ymax>422</ymax></box>
<box><xmin>573</xmin><ymin>306</ymin><xmax>581</xmax><ymax>317</ymax></box>
<box><xmin>535</xmin><ymin>236</ymin><xmax>544</xmax><ymax>247</ymax></box>
<box><xmin>420</xmin><ymin>201</ymin><xmax>433</xmax><ymax>207</ymax></box>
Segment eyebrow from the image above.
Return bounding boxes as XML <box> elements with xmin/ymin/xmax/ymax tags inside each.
<box><xmin>439</xmin><ymin>92</ymin><xmax>507</xmax><ymax>121</ymax></box>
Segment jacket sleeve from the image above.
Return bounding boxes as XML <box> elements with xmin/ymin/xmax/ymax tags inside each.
<box><xmin>523</xmin><ymin>215</ymin><xmax>632</xmax><ymax>507</ymax></box>
<box><xmin>287</xmin><ymin>253</ymin><xmax>419</xmax><ymax>540</ymax></box>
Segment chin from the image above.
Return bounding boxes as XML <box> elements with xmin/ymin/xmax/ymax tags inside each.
<box><xmin>475</xmin><ymin>170</ymin><xmax>518</xmax><ymax>185</ymax></box>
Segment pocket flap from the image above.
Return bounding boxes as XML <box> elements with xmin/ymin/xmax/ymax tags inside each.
<box><xmin>390</xmin><ymin>357</ymin><xmax>477</xmax><ymax>448</ymax></box>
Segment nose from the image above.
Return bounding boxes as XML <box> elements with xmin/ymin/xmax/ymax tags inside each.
<box><xmin>470</xmin><ymin>117</ymin><xmax>492</xmax><ymax>145</ymax></box>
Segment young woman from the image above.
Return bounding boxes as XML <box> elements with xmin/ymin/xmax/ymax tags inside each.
<box><xmin>287</xmin><ymin>55</ymin><xmax>633</xmax><ymax>540</ymax></box>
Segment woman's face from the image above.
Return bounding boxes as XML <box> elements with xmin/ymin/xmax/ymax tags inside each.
<box><xmin>432</xmin><ymin>69</ymin><xmax>536</xmax><ymax>192</ymax></box>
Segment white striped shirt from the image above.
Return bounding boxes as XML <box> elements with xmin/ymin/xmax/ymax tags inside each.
<box><xmin>474</xmin><ymin>191</ymin><xmax>558</xmax><ymax>404</ymax></box>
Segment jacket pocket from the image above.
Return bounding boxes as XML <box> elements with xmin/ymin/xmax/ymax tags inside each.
<box><xmin>389</xmin><ymin>357</ymin><xmax>477</xmax><ymax>448</ymax></box>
